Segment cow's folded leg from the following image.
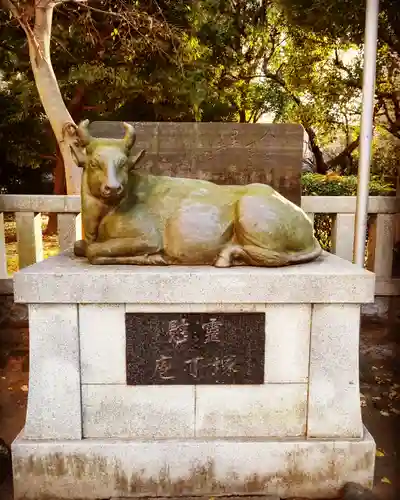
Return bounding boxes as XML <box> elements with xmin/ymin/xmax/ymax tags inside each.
<box><xmin>89</xmin><ymin>254</ymin><xmax>168</xmax><ymax>265</ymax></box>
<box><xmin>86</xmin><ymin>238</ymin><xmax>165</xmax><ymax>266</ymax></box>
<box><xmin>87</xmin><ymin>238</ymin><xmax>160</xmax><ymax>260</ymax></box>
<box><xmin>73</xmin><ymin>239</ymin><xmax>88</xmax><ymax>257</ymax></box>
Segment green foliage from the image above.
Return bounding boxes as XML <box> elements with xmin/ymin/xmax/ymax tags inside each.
<box><xmin>370</xmin><ymin>129</ymin><xmax>400</xmax><ymax>178</ymax></box>
<box><xmin>0</xmin><ymin>0</ymin><xmax>199</xmax><ymax>192</ymax></box>
<box><xmin>278</xmin><ymin>0</ymin><xmax>400</xmax><ymax>140</ymax></box>
<box><xmin>1</xmin><ymin>0</ymin><xmax>400</xmax><ymax>192</ymax></box>
<box><xmin>277</xmin><ymin>0</ymin><xmax>399</xmax><ymax>49</ymax></box>
<box><xmin>301</xmin><ymin>173</ymin><xmax>395</xmax><ymax>196</ymax></box>
<box><xmin>301</xmin><ymin>172</ymin><xmax>395</xmax><ymax>251</ymax></box>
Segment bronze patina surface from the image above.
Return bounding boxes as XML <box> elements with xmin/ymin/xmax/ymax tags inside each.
<box><xmin>72</xmin><ymin>120</ymin><xmax>321</xmax><ymax>267</ymax></box>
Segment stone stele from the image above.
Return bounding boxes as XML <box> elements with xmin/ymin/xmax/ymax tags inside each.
<box><xmin>70</xmin><ymin>120</ymin><xmax>321</xmax><ymax>267</ymax></box>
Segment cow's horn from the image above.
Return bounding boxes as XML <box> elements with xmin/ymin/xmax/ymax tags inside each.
<box><xmin>76</xmin><ymin>119</ymin><xmax>92</xmax><ymax>146</ymax></box>
<box><xmin>122</xmin><ymin>122</ymin><xmax>136</xmax><ymax>151</ymax></box>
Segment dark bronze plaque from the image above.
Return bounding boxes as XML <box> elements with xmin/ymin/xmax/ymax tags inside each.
<box><xmin>125</xmin><ymin>313</ymin><xmax>265</xmax><ymax>385</ymax></box>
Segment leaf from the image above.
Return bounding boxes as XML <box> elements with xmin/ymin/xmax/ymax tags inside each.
<box><xmin>20</xmin><ymin>385</ymin><xmax>28</xmax><ymax>392</ymax></box>
<box><xmin>376</xmin><ymin>449</ymin><xmax>385</xmax><ymax>457</ymax></box>
<box><xmin>381</xmin><ymin>477</ymin><xmax>391</xmax><ymax>484</ymax></box>
<box><xmin>390</xmin><ymin>408</ymin><xmax>400</xmax><ymax>415</ymax></box>
<box><xmin>380</xmin><ymin>410</ymin><xmax>390</xmax><ymax>417</ymax></box>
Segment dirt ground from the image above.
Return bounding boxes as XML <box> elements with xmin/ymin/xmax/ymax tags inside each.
<box><xmin>0</xmin><ymin>315</ymin><xmax>399</xmax><ymax>500</ymax></box>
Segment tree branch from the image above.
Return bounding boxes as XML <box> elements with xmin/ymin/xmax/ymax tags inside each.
<box><xmin>263</xmin><ymin>65</ymin><xmax>301</xmax><ymax>106</ymax></box>
<box><xmin>327</xmin><ymin>136</ymin><xmax>360</xmax><ymax>168</ymax></box>
<box><xmin>2</xmin><ymin>0</ymin><xmax>32</xmax><ymax>38</ymax></box>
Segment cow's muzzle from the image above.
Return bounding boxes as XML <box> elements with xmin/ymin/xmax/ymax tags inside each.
<box><xmin>101</xmin><ymin>184</ymin><xmax>123</xmax><ymax>199</ymax></box>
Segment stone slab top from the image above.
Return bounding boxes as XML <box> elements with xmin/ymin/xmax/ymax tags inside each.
<box><xmin>13</xmin><ymin>250</ymin><xmax>375</xmax><ymax>304</ymax></box>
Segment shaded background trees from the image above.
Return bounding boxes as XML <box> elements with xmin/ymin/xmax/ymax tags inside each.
<box><xmin>1</xmin><ymin>0</ymin><xmax>399</xmax><ymax>198</ymax></box>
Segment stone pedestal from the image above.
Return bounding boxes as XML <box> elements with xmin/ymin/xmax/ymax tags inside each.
<box><xmin>11</xmin><ymin>250</ymin><xmax>376</xmax><ymax>499</ymax></box>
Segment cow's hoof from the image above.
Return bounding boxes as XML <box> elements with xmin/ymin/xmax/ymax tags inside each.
<box><xmin>74</xmin><ymin>239</ymin><xmax>87</xmax><ymax>257</ymax></box>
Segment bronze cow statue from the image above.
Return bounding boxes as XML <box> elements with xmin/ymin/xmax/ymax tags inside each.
<box><xmin>71</xmin><ymin>120</ymin><xmax>322</xmax><ymax>267</ymax></box>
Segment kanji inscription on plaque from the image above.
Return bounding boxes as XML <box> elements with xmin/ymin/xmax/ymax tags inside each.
<box><xmin>125</xmin><ymin>313</ymin><xmax>265</xmax><ymax>385</ymax></box>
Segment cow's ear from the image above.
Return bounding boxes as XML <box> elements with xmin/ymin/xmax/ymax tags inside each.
<box><xmin>70</xmin><ymin>142</ymin><xmax>87</xmax><ymax>168</ymax></box>
<box><xmin>127</xmin><ymin>149</ymin><xmax>145</xmax><ymax>171</ymax></box>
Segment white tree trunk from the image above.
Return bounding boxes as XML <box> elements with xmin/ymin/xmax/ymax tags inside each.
<box><xmin>26</xmin><ymin>3</ymin><xmax>81</xmax><ymax>194</ymax></box>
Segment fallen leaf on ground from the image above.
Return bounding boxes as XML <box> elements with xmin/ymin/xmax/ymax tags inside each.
<box><xmin>381</xmin><ymin>477</ymin><xmax>391</xmax><ymax>484</ymax></box>
<box><xmin>20</xmin><ymin>385</ymin><xmax>28</xmax><ymax>392</ymax></box>
<box><xmin>380</xmin><ymin>410</ymin><xmax>390</xmax><ymax>417</ymax></box>
<box><xmin>390</xmin><ymin>408</ymin><xmax>400</xmax><ymax>415</ymax></box>
<box><xmin>376</xmin><ymin>449</ymin><xmax>385</xmax><ymax>457</ymax></box>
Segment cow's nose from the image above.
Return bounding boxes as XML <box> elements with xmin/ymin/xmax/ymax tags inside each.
<box><xmin>102</xmin><ymin>184</ymin><xmax>122</xmax><ymax>197</ymax></box>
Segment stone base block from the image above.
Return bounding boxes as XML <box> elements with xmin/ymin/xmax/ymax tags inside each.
<box><xmin>12</xmin><ymin>427</ymin><xmax>375</xmax><ymax>499</ymax></box>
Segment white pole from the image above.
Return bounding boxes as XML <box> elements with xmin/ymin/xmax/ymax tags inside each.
<box><xmin>353</xmin><ymin>0</ymin><xmax>380</xmax><ymax>266</ymax></box>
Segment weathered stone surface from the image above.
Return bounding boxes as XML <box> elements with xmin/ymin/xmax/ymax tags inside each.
<box><xmin>308</xmin><ymin>304</ymin><xmax>363</xmax><ymax>438</ymax></box>
<box><xmin>24</xmin><ymin>304</ymin><xmax>81</xmax><ymax>440</ymax></box>
<box><xmin>82</xmin><ymin>385</ymin><xmax>195</xmax><ymax>439</ymax></box>
<box><xmin>79</xmin><ymin>304</ymin><xmax>126</xmax><ymax>384</ymax></box>
<box><xmin>125</xmin><ymin>303</ymin><xmax>267</xmax><ymax>313</ymax></box>
<box><xmin>15</xmin><ymin>212</ymin><xmax>43</xmax><ymax>269</ymax></box>
<box><xmin>57</xmin><ymin>213</ymin><xmax>82</xmax><ymax>252</ymax></box>
<box><xmin>264</xmin><ymin>304</ymin><xmax>311</xmax><ymax>383</ymax></box>
<box><xmin>88</xmin><ymin>121</ymin><xmax>304</xmax><ymax>205</ymax></box>
<box><xmin>195</xmin><ymin>384</ymin><xmax>307</xmax><ymax>437</ymax></box>
<box><xmin>332</xmin><ymin>213</ymin><xmax>356</xmax><ymax>262</ymax></box>
<box><xmin>12</xmin><ymin>428</ymin><xmax>375</xmax><ymax>499</ymax></box>
<box><xmin>13</xmin><ymin>251</ymin><xmax>375</xmax><ymax>304</ymax></box>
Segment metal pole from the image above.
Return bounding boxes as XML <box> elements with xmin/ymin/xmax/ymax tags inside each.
<box><xmin>353</xmin><ymin>0</ymin><xmax>380</xmax><ymax>266</ymax></box>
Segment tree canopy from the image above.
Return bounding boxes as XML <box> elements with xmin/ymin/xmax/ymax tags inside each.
<box><xmin>0</xmin><ymin>0</ymin><xmax>399</xmax><ymax>194</ymax></box>
<box><xmin>279</xmin><ymin>0</ymin><xmax>400</xmax><ymax>140</ymax></box>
